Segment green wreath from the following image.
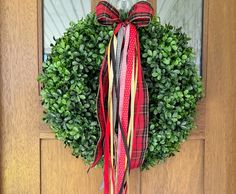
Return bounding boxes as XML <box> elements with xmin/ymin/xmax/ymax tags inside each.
<box><xmin>38</xmin><ymin>13</ymin><xmax>203</xmax><ymax>169</ymax></box>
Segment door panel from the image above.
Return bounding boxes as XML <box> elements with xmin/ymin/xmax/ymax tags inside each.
<box><xmin>141</xmin><ymin>140</ymin><xmax>204</xmax><ymax>194</ymax></box>
<box><xmin>41</xmin><ymin>140</ymin><xmax>103</xmax><ymax>194</ymax></box>
<box><xmin>41</xmin><ymin>140</ymin><xmax>140</xmax><ymax>194</ymax></box>
<box><xmin>0</xmin><ymin>0</ymin><xmax>40</xmax><ymax>193</ymax></box>
<box><xmin>205</xmin><ymin>0</ymin><xmax>236</xmax><ymax>193</ymax></box>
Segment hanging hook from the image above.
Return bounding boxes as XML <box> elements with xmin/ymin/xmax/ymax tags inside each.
<box><xmin>117</xmin><ymin>0</ymin><xmax>131</xmax><ymax>11</ymax></box>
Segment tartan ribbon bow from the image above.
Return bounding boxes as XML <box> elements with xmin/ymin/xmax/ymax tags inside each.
<box><xmin>96</xmin><ymin>0</ymin><xmax>154</xmax><ymax>27</ymax></box>
<box><xmin>90</xmin><ymin>1</ymin><xmax>153</xmax><ymax>194</ymax></box>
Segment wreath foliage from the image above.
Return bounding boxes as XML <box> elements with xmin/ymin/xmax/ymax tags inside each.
<box><xmin>38</xmin><ymin>13</ymin><xmax>203</xmax><ymax>169</ymax></box>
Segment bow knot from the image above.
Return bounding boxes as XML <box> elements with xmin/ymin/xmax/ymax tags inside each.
<box><xmin>96</xmin><ymin>1</ymin><xmax>154</xmax><ymax>27</ymax></box>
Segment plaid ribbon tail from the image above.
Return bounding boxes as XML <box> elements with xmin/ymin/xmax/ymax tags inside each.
<box><xmin>90</xmin><ymin>54</ymin><xmax>109</xmax><ymax>169</ymax></box>
<box><xmin>130</xmin><ymin>32</ymin><xmax>149</xmax><ymax>169</ymax></box>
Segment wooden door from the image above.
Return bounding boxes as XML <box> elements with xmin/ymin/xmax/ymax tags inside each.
<box><xmin>0</xmin><ymin>0</ymin><xmax>236</xmax><ymax>194</ymax></box>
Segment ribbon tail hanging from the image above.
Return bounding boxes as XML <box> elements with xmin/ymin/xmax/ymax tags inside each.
<box><xmin>90</xmin><ymin>1</ymin><xmax>154</xmax><ymax>194</ymax></box>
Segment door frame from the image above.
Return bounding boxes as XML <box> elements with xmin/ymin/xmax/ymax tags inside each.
<box><xmin>0</xmin><ymin>0</ymin><xmax>235</xmax><ymax>193</ymax></box>
<box><xmin>36</xmin><ymin>0</ymin><xmax>236</xmax><ymax>193</ymax></box>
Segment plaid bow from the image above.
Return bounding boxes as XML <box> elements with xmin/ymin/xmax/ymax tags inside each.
<box><xmin>90</xmin><ymin>1</ymin><xmax>153</xmax><ymax>194</ymax></box>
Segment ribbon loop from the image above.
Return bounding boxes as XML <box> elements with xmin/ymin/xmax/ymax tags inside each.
<box><xmin>128</xmin><ymin>1</ymin><xmax>154</xmax><ymax>27</ymax></box>
<box><xmin>96</xmin><ymin>1</ymin><xmax>120</xmax><ymax>26</ymax></box>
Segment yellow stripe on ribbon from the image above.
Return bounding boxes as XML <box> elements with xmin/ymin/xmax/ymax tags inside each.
<box><xmin>107</xmin><ymin>37</ymin><xmax>114</xmax><ymax>194</ymax></box>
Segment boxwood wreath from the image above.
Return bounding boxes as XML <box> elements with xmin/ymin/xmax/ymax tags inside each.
<box><xmin>38</xmin><ymin>13</ymin><xmax>203</xmax><ymax>169</ymax></box>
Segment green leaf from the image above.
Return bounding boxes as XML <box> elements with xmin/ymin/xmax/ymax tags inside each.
<box><xmin>182</xmin><ymin>55</ymin><xmax>187</xmax><ymax>60</ymax></box>
<box><xmin>153</xmin><ymin>50</ymin><xmax>158</xmax><ymax>57</ymax></box>
<box><xmin>98</xmin><ymin>43</ymin><xmax>105</xmax><ymax>48</ymax></box>
<box><xmin>152</xmin><ymin>72</ymin><xmax>158</xmax><ymax>77</ymax></box>
<box><xmin>148</xmin><ymin>50</ymin><xmax>153</xmax><ymax>56</ymax></box>
<box><xmin>99</xmin><ymin>48</ymin><xmax>105</xmax><ymax>54</ymax></box>
<box><xmin>147</xmin><ymin>57</ymin><xmax>152</xmax><ymax>64</ymax></box>
<box><xmin>80</xmin><ymin>95</ymin><xmax>86</xmax><ymax>100</ymax></box>
<box><xmin>150</xmin><ymin>124</ymin><xmax>155</xmax><ymax>130</ymax></box>
<box><xmin>149</xmin><ymin>145</ymin><xmax>154</xmax><ymax>152</ymax></box>
<box><xmin>172</xmin><ymin>45</ymin><xmax>178</xmax><ymax>51</ymax></box>
<box><xmin>163</xmin><ymin>58</ymin><xmax>170</xmax><ymax>65</ymax></box>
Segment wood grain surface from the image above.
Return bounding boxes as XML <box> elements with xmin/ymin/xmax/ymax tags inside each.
<box><xmin>41</xmin><ymin>140</ymin><xmax>103</xmax><ymax>194</ymax></box>
<box><xmin>141</xmin><ymin>140</ymin><xmax>204</xmax><ymax>194</ymax></box>
<box><xmin>41</xmin><ymin>140</ymin><xmax>139</xmax><ymax>194</ymax></box>
<box><xmin>204</xmin><ymin>0</ymin><xmax>236</xmax><ymax>193</ymax></box>
<box><xmin>0</xmin><ymin>0</ymin><xmax>40</xmax><ymax>193</ymax></box>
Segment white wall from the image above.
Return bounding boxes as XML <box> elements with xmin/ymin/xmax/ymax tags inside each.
<box><xmin>157</xmin><ymin>0</ymin><xmax>203</xmax><ymax>68</ymax></box>
<box><xmin>44</xmin><ymin>0</ymin><xmax>91</xmax><ymax>53</ymax></box>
